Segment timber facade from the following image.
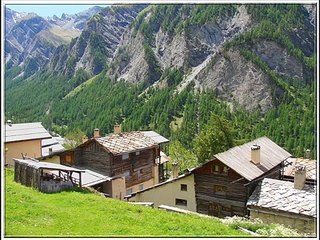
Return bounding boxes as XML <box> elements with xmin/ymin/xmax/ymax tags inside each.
<box><xmin>59</xmin><ymin>131</ymin><xmax>167</xmax><ymax>195</ymax></box>
<box><xmin>194</xmin><ymin>159</ymin><xmax>283</xmax><ymax>217</ymax></box>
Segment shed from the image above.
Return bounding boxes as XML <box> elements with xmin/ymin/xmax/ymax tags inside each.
<box><xmin>247</xmin><ymin>178</ymin><xmax>316</xmax><ymax>234</ymax></box>
<box><xmin>14</xmin><ymin>158</ymin><xmax>84</xmax><ymax>193</ymax></box>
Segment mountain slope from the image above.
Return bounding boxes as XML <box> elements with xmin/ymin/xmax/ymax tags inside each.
<box><xmin>4</xmin><ymin>6</ymin><xmax>104</xmax><ymax>78</ymax></box>
<box><xmin>4</xmin><ymin>4</ymin><xmax>317</xmax><ymax>159</ymax></box>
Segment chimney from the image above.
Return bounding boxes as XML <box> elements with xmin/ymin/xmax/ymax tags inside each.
<box><xmin>172</xmin><ymin>162</ymin><xmax>179</xmax><ymax>179</ymax></box>
<box><xmin>294</xmin><ymin>165</ymin><xmax>306</xmax><ymax>190</ymax></box>
<box><xmin>251</xmin><ymin>144</ymin><xmax>261</xmax><ymax>165</ymax></box>
<box><xmin>7</xmin><ymin>120</ymin><xmax>12</xmax><ymax>126</ymax></box>
<box><xmin>49</xmin><ymin>148</ymin><xmax>53</xmax><ymax>155</ymax></box>
<box><xmin>93</xmin><ymin>128</ymin><xmax>100</xmax><ymax>138</ymax></box>
<box><xmin>82</xmin><ymin>135</ymin><xmax>88</xmax><ymax>143</ymax></box>
<box><xmin>114</xmin><ymin>124</ymin><xmax>121</xmax><ymax>134</ymax></box>
<box><xmin>305</xmin><ymin>149</ymin><xmax>311</xmax><ymax>159</ymax></box>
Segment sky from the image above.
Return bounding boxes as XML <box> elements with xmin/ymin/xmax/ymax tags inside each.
<box><xmin>6</xmin><ymin>4</ymin><xmax>109</xmax><ymax>18</ymax></box>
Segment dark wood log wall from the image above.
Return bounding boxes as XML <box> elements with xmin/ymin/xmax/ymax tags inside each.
<box><xmin>194</xmin><ymin>159</ymin><xmax>249</xmax><ymax>218</ymax></box>
<box><xmin>14</xmin><ymin>162</ymin><xmax>40</xmax><ymax>189</ymax></box>
<box><xmin>74</xmin><ymin>141</ymin><xmax>112</xmax><ymax>176</ymax></box>
<box><xmin>112</xmin><ymin>148</ymin><xmax>157</xmax><ymax>188</ymax></box>
<box><xmin>194</xmin><ymin>159</ymin><xmax>284</xmax><ymax>218</ymax></box>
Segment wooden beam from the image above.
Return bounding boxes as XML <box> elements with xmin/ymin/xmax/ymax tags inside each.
<box><xmin>79</xmin><ymin>172</ymin><xmax>82</xmax><ymax>187</ymax></box>
<box><xmin>231</xmin><ymin>177</ymin><xmax>245</xmax><ymax>184</ymax></box>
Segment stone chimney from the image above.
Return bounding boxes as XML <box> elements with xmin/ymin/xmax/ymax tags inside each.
<box><xmin>251</xmin><ymin>144</ymin><xmax>261</xmax><ymax>165</ymax></box>
<box><xmin>294</xmin><ymin>165</ymin><xmax>306</xmax><ymax>190</ymax></box>
<box><xmin>172</xmin><ymin>162</ymin><xmax>179</xmax><ymax>179</ymax></box>
<box><xmin>7</xmin><ymin>120</ymin><xmax>12</xmax><ymax>126</ymax></box>
<box><xmin>82</xmin><ymin>135</ymin><xmax>88</xmax><ymax>143</ymax></box>
<box><xmin>93</xmin><ymin>128</ymin><xmax>100</xmax><ymax>138</ymax></box>
<box><xmin>114</xmin><ymin>124</ymin><xmax>121</xmax><ymax>134</ymax></box>
<box><xmin>305</xmin><ymin>149</ymin><xmax>311</xmax><ymax>159</ymax></box>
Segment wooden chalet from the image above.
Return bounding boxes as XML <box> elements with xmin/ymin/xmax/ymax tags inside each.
<box><xmin>193</xmin><ymin>136</ymin><xmax>292</xmax><ymax>218</ymax></box>
<box><xmin>59</xmin><ymin>130</ymin><xmax>169</xmax><ymax>198</ymax></box>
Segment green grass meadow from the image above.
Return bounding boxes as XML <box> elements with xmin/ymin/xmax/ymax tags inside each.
<box><xmin>4</xmin><ymin>169</ymin><xmax>247</xmax><ymax>237</ymax></box>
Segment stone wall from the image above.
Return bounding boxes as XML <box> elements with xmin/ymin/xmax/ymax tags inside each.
<box><xmin>249</xmin><ymin>207</ymin><xmax>315</xmax><ymax>234</ymax></box>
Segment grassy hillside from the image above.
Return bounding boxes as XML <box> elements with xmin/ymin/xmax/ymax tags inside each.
<box><xmin>5</xmin><ymin>169</ymin><xmax>245</xmax><ymax>237</ymax></box>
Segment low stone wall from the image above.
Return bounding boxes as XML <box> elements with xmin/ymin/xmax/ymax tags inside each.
<box><xmin>40</xmin><ymin>180</ymin><xmax>73</xmax><ymax>193</ymax></box>
<box><xmin>249</xmin><ymin>207</ymin><xmax>315</xmax><ymax>234</ymax></box>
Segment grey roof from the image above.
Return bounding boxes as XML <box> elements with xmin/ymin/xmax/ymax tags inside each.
<box><xmin>247</xmin><ymin>178</ymin><xmax>316</xmax><ymax>218</ymax></box>
<box><xmin>142</xmin><ymin>131</ymin><xmax>169</xmax><ymax>144</ymax></box>
<box><xmin>5</xmin><ymin>122</ymin><xmax>52</xmax><ymax>143</ymax></box>
<box><xmin>95</xmin><ymin>131</ymin><xmax>158</xmax><ymax>155</ymax></box>
<box><xmin>284</xmin><ymin>157</ymin><xmax>316</xmax><ymax>181</ymax></box>
<box><xmin>13</xmin><ymin>159</ymin><xmax>84</xmax><ymax>172</ymax></box>
<box><xmin>41</xmin><ymin>137</ymin><xmax>65</xmax><ymax>157</ymax></box>
<box><xmin>51</xmin><ymin>168</ymin><xmax>112</xmax><ymax>187</ymax></box>
<box><xmin>214</xmin><ymin>136</ymin><xmax>292</xmax><ymax>181</ymax></box>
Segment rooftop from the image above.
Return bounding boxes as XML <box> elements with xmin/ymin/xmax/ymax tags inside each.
<box><xmin>5</xmin><ymin>122</ymin><xmax>52</xmax><ymax>143</ymax></box>
<box><xmin>214</xmin><ymin>136</ymin><xmax>292</xmax><ymax>181</ymax></box>
<box><xmin>95</xmin><ymin>131</ymin><xmax>159</xmax><ymax>155</ymax></box>
<box><xmin>41</xmin><ymin>137</ymin><xmax>65</xmax><ymax>157</ymax></box>
<box><xmin>51</xmin><ymin>168</ymin><xmax>112</xmax><ymax>187</ymax></box>
<box><xmin>247</xmin><ymin>178</ymin><xmax>316</xmax><ymax>218</ymax></box>
<box><xmin>13</xmin><ymin>158</ymin><xmax>84</xmax><ymax>173</ymax></box>
<box><xmin>284</xmin><ymin>158</ymin><xmax>316</xmax><ymax>181</ymax></box>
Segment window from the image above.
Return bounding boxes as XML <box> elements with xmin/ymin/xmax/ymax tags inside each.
<box><xmin>180</xmin><ymin>184</ymin><xmax>187</xmax><ymax>191</ymax></box>
<box><xmin>213</xmin><ymin>185</ymin><xmax>227</xmax><ymax>194</ymax></box>
<box><xmin>211</xmin><ymin>165</ymin><xmax>219</xmax><ymax>173</ymax></box>
<box><xmin>122</xmin><ymin>153</ymin><xmax>129</xmax><ymax>160</ymax></box>
<box><xmin>65</xmin><ymin>155</ymin><xmax>72</xmax><ymax>164</ymax></box>
<box><xmin>123</xmin><ymin>170</ymin><xmax>130</xmax><ymax>177</ymax></box>
<box><xmin>222</xmin><ymin>166</ymin><xmax>229</xmax><ymax>175</ymax></box>
<box><xmin>139</xmin><ymin>184</ymin><xmax>144</xmax><ymax>191</ymax></box>
<box><xmin>175</xmin><ymin>198</ymin><xmax>187</xmax><ymax>207</ymax></box>
<box><xmin>126</xmin><ymin>188</ymin><xmax>133</xmax><ymax>195</ymax></box>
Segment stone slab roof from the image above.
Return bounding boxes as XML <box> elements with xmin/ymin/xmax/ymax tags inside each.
<box><xmin>284</xmin><ymin>158</ymin><xmax>316</xmax><ymax>181</ymax></box>
<box><xmin>96</xmin><ymin>131</ymin><xmax>158</xmax><ymax>155</ymax></box>
<box><xmin>247</xmin><ymin>178</ymin><xmax>316</xmax><ymax>218</ymax></box>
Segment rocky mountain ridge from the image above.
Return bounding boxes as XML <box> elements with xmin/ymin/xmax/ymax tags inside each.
<box><xmin>5</xmin><ymin>6</ymin><xmax>104</xmax><ymax>77</ymax></box>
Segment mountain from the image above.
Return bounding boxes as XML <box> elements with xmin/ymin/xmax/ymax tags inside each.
<box><xmin>48</xmin><ymin>5</ymin><xmax>148</xmax><ymax>76</ymax></box>
<box><xmin>4</xmin><ymin>6</ymin><xmax>104</xmax><ymax>78</ymax></box>
<box><xmin>4</xmin><ymin>4</ymin><xmax>317</xmax><ymax>159</ymax></box>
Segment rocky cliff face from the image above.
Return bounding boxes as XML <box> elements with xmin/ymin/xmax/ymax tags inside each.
<box><xmin>48</xmin><ymin>5</ymin><xmax>148</xmax><ymax>77</ymax></box>
<box><xmin>5</xmin><ymin>4</ymin><xmax>316</xmax><ymax>115</ymax></box>
<box><xmin>5</xmin><ymin>6</ymin><xmax>103</xmax><ymax>77</ymax></box>
<box><xmin>108</xmin><ymin>4</ymin><xmax>314</xmax><ymax>112</ymax></box>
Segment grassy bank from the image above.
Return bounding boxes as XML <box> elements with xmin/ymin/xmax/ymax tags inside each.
<box><xmin>5</xmin><ymin>169</ymin><xmax>246</xmax><ymax>237</ymax></box>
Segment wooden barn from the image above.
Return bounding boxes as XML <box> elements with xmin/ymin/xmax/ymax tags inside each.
<box><xmin>193</xmin><ymin>136</ymin><xmax>292</xmax><ymax>218</ymax></box>
<box><xmin>59</xmin><ymin>130</ymin><xmax>169</xmax><ymax>197</ymax></box>
<box><xmin>14</xmin><ymin>158</ymin><xmax>84</xmax><ymax>193</ymax></box>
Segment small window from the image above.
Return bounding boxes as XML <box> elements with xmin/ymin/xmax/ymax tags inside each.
<box><xmin>123</xmin><ymin>170</ymin><xmax>130</xmax><ymax>177</ymax></box>
<box><xmin>175</xmin><ymin>198</ymin><xmax>187</xmax><ymax>207</ymax></box>
<box><xmin>222</xmin><ymin>166</ymin><xmax>228</xmax><ymax>175</ymax></box>
<box><xmin>180</xmin><ymin>184</ymin><xmax>187</xmax><ymax>191</ymax></box>
<box><xmin>139</xmin><ymin>184</ymin><xmax>144</xmax><ymax>191</ymax></box>
<box><xmin>211</xmin><ymin>165</ymin><xmax>219</xmax><ymax>173</ymax></box>
<box><xmin>126</xmin><ymin>188</ymin><xmax>133</xmax><ymax>195</ymax></box>
<box><xmin>122</xmin><ymin>153</ymin><xmax>129</xmax><ymax>160</ymax></box>
<box><xmin>213</xmin><ymin>185</ymin><xmax>227</xmax><ymax>194</ymax></box>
